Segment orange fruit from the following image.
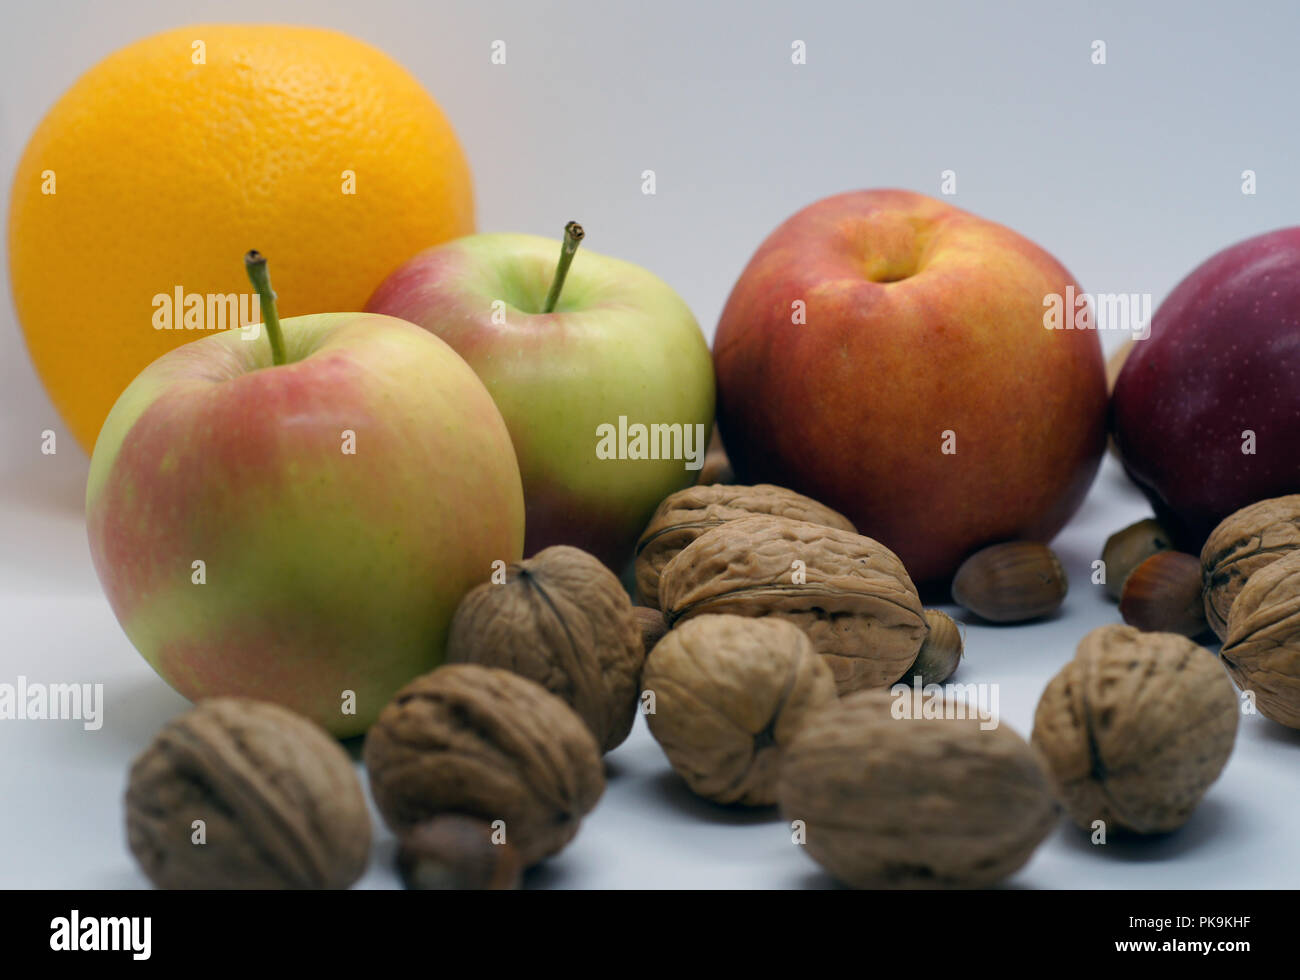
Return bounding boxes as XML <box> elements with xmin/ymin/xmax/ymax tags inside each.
<box><xmin>8</xmin><ymin>24</ymin><xmax>474</xmax><ymax>451</ymax></box>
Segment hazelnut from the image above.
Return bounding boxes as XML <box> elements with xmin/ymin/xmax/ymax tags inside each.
<box><xmin>642</xmin><ymin>614</ymin><xmax>837</xmax><ymax>806</ymax></box>
<box><xmin>1101</xmin><ymin>517</ymin><xmax>1172</xmax><ymax>601</ymax></box>
<box><xmin>445</xmin><ymin>545</ymin><xmax>643</xmax><ymax>753</ymax></box>
<box><xmin>905</xmin><ymin>609</ymin><xmax>963</xmax><ymax>685</ymax></box>
<box><xmin>951</xmin><ymin>542</ymin><xmax>1067</xmax><ymax>623</ymax></box>
<box><xmin>397</xmin><ymin>815</ymin><xmax>522</xmax><ymax>890</ymax></box>
<box><xmin>633</xmin><ymin>605</ymin><xmax>669</xmax><ymax>654</ymax></box>
<box><xmin>1119</xmin><ymin>551</ymin><xmax>1207</xmax><ymax>637</ymax></box>
<box><xmin>125</xmin><ymin>698</ymin><xmax>371</xmax><ymax>889</ymax></box>
<box><xmin>363</xmin><ymin>664</ymin><xmax>604</xmax><ymax>866</ymax></box>
<box><xmin>1031</xmin><ymin>625</ymin><xmax>1237</xmax><ymax>834</ymax></box>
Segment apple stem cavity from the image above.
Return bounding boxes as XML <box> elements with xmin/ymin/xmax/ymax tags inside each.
<box><xmin>244</xmin><ymin>250</ymin><xmax>287</xmax><ymax>367</ymax></box>
<box><xmin>542</xmin><ymin>221</ymin><xmax>585</xmax><ymax>314</ymax></box>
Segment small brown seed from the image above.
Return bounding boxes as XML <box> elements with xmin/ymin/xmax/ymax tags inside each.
<box><xmin>1101</xmin><ymin>518</ymin><xmax>1173</xmax><ymax>601</ymax></box>
<box><xmin>951</xmin><ymin>542</ymin><xmax>1067</xmax><ymax>623</ymax></box>
<box><xmin>906</xmin><ymin>610</ymin><xmax>963</xmax><ymax>684</ymax></box>
<box><xmin>1119</xmin><ymin>551</ymin><xmax>1207</xmax><ymax>637</ymax></box>
<box><xmin>633</xmin><ymin>605</ymin><xmax>669</xmax><ymax>654</ymax></box>
<box><xmin>397</xmin><ymin>815</ymin><xmax>522</xmax><ymax>890</ymax></box>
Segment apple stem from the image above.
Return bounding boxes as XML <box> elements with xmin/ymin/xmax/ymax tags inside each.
<box><xmin>244</xmin><ymin>250</ymin><xmax>287</xmax><ymax>367</ymax></box>
<box><xmin>542</xmin><ymin>221</ymin><xmax>585</xmax><ymax>314</ymax></box>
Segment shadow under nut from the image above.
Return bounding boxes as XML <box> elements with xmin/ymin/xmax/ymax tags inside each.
<box><xmin>658</xmin><ymin>515</ymin><xmax>926</xmax><ymax>693</ymax></box>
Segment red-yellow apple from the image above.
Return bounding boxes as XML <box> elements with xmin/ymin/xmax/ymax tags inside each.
<box><xmin>86</xmin><ymin>254</ymin><xmax>524</xmax><ymax>736</ymax></box>
<box><xmin>713</xmin><ymin>190</ymin><xmax>1107</xmax><ymax>587</ymax></box>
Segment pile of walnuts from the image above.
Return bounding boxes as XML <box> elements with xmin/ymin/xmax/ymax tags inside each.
<box><xmin>125</xmin><ymin>453</ymin><xmax>1287</xmax><ymax>892</ymax></box>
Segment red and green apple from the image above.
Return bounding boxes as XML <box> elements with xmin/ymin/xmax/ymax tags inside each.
<box><xmin>86</xmin><ymin>253</ymin><xmax>525</xmax><ymax>736</ymax></box>
<box><xmin>365</xmin><ymin>225</ymin><xmax>715</xmax><ymax>569</ymax></box>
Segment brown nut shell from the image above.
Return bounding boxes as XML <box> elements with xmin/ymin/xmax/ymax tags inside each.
<box><xmin>906</xmin><ymin>609</ymin><xmax>964</xmax><ymax>685</ymax></box>
<box><xmin>658</xmin><ymin>515</ymin><xmax>926</xmax><ymax>693</ymax></box>
<box><xmin>1031</xmin><ymin>625</ymin><xmax>1238</xmax><ymax>834</ymax></box>
<box><xmin>633</xmin><ymin>606</ymin><xmax>669</xmax><ymax>655</ymax></box>
<box><xmin>125</xmin><ymin>698</ymin><xmax>371</xmax><ymax>889</ymax></box>
<box><xmin>778</xmin><ymin>690</ymin><xmax>1057</xmax><ymax>888</ymax></box>
<box><xmin>1119</xmin><ymin>551</ymin><xmax>1207</xmax><ymax>638</ymax></box>
<box><xmin>1201</xmin><ymin>494</ymin><xmax>1300</xmax><ymax>641</ymax></box>
<box><xmin>1221</xmin><ymin>547</ymin><xmax>1300</xmax><ymax>728</ymax></box>
<box><xmin>1101</xmin><ymin>517</ymin><xmax>1172</xmax><ymax>601</ymax></box>
<box><xmin>642</xmin><ymin>614</ymin><xmax>838</xmax><ymax>806</ymax></box>
<box><xmin>951</xmin><ymin>541</ymin><xmax>1067</xmax><ymax>623</ymax></box>
<box><xmin>635</xmin><ymin>483</ymin><xmax>855</xmax><ymax>609</ymax></box>
<box><xmin>363</xmin><ymin>664</ymin><xmax>604</xmax><ymax>866</ymax></box>
<box><xmin>397</xmin><ymin>815</ymin><xmax>522</xmax><ymax>890</ymax></box>
<box><xmin>445</xmin><ymin>545</ymin><xmax>643</xmax><ymax>753</ymax></box>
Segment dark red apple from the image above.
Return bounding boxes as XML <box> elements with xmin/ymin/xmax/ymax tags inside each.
<box><xmin>1112</xmin><ymin>227</ymin><xmax>1300</xmax><ymax>549</ymax></box>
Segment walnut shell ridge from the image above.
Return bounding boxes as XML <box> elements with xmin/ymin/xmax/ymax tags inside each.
<box><xmin>363</xmin><ymin>664</ymin><xmax>604</xmax><ymax>867</ymax></box>
<box><xmin>446</xmin><ymin>545</ymin><xmax>644</xmax><ymax>753</ymax></box>
<box><xmin>1031</xmin><ymin>624</ymin><xmax>1238</xmax><ymax>834</ymax></box>
<box><xmin>642</xmin><ymin>614</ymin><xmax>838</xmax><ymax>805</ymax></box>
<box><xmin>635</xmin><ymin>483</ymin><xmax>856</xmax><ymax>609</ymax></box>
<box><xmin>1221</xmin><ymin>547</ymin><xmax>1300</xmax><ymax>728</ymax></box>
<box><xmin>1201</xmin><ymin>494</ymin><xmax>1300</xmax><ymax>640</ymax></box>
<box><xmin>658</xmin><ymin>514</ymin><xmax>926</xmax><ymax>693</ymax></box>
<box><xmin>125</xmin><ymin>698</ymin><xmax>371</xmax><ymax>889</ymax></box>
<box><xmin>778</xmin><ymin>690</ymin><xmax>1057</xmax><ymax>888</ymax></box>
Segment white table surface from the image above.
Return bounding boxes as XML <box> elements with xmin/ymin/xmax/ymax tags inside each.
<box><xmin>1</xmin><ymin>447</ymin><xmax>1296</xmax><ymax>889</ymax></box>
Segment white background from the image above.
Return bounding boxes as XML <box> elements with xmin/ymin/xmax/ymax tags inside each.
<box><xmin>2</xmin><ymin>0</ymin><xmax>1298</xmax><ymax>888</ymax></box>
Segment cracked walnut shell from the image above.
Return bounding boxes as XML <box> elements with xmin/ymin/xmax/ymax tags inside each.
<box><xmin>1201</xmin><ymin>494</ymin><xmax>1300</xmax><ymax>640</ymax></box>
<box><xmin>635</xmin><ymin>483</ymin><xmax>855</xmax><ymax>609</ymax></box>
<box><xmin>125</xmin><ymin>698</ymin><xmax>371</xmax><ymax>889</ymax></box>
<box><xmin>1031</xmin><ymin>624</ymin><xmax>1238</xmax><ymax>834</ymax></box>
<box><xmin>777</xmin><ymin>690</ymin><xmax>1057</xmax><ymax>888</ymax></box>
<box><xmin>658</xmin><ymin>515</ymin><xmax>926</xmax><ymax>693</ymax></box>
<box><xmin>445</xmin><ymin>545</ymin><xmax>644</xmax><ymax>753</ymax></box>
<box><xmin>642</xmin><ymin>614</ymin><xmax>838</xmax><ymax>806</ymax></box>
<box><xmin>1221</xmin><ymin>547</ymin><xmax>1300</xmax><ymax>728</ymax></box>
<box><xmin>363</xmin><ymin>664</ymin><xmax>604</xmax><ymax>866</ymax></box>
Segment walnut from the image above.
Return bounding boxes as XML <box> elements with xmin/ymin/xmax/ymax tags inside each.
<box><xmin>1221</xmin><ymin>548</ymin><xmax>1300</xmax><ymax>728</ymax></box>
<box><xmin>125</xmin><ymin>698</ymin><xmax>370</xmax><ymax>889</ymax></box>
<box><xmin>1031</xmin><ymin>624</ymin><xmax>1238</xmax><ymax>834</ymax></box>
<box><xmin>363</xmin><ymin>664</ymin><xmax>604</xmax><ymax>866</ymax></box>
<box><xmin>658</xmin><ymin>515</ymin><xmax>926</xmax><ymax>693</ymax></box>
<box><xmin>1201</xmin><ymin>494</ymin><xmax>1300</xmax><ymax>640</ymax></box>
<box><xmin>777</xmin><ymin>690</ymin><xmax>1057</xmax><ymax>888</ymax></box>
<box><xmin>635</xmin><ymin>483</ymin><xmax>855</xmax><ymax>609</ymax></box>
<box><xmin>642</xmin><ymin>614</ymin><xmax>837</xmax><ymax>805</ymax></box>
<box><xmin>445</xmin><ymin>545</ymin><xmax>643</xmax><ymax>753</ymax></box>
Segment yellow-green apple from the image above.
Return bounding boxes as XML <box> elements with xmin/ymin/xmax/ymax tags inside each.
<box><xmin>1112</xmin><ymin>227</ymin><xmax>1300</xmax><ymax>548</ymax></box>
<box><xmin>713</xmin><ymin>190</ymin><xmax>1107</xmax><ymax>587</ymax></box>
<box><xmin>365</xmin><ymin>224</ymin><xmax>715</xmax><ymax>569</ymax></box>
<box><xmin>86</xmin><ymin>253</ymin><xmax>524</xmax><ymax>736</ymax></box>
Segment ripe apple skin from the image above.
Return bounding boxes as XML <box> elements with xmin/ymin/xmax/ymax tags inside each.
<box><xmin>713</xmin><ymin>189</ymin><xmax>1107</xmax><ymax>587</ymax></box>
<box><xmin>1112</xmin><ymin>227</ymin><xmax>1300</xmax><ymax>549</ymax></box>
<box><xmin>366</xmin><ymin>233</ymin><xmax>715</xmax><ymax>568</ymax></box>
<box><xmin>86</xmin><ymin>313</ymin><xmax>524</xmax><ymax>737</ymax></box>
